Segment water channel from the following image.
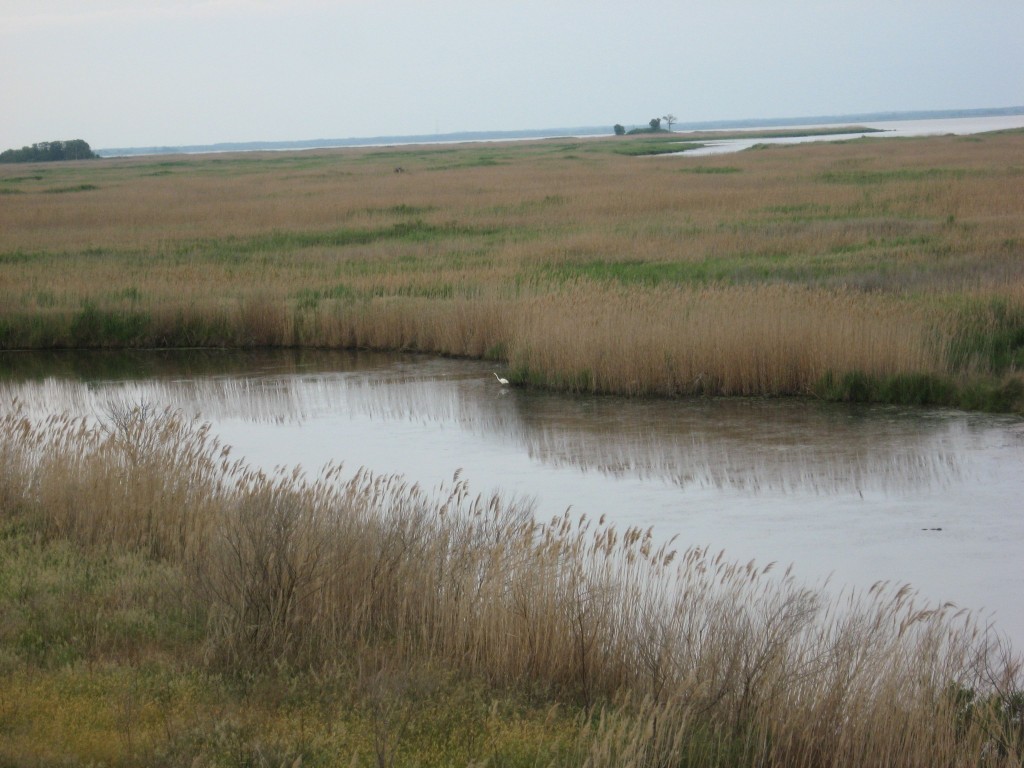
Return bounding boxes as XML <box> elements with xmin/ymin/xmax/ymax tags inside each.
<box><xmin>3</xmin><ymin>349</ymin><xmax>1023</xmax><ymax>646</ymax></box>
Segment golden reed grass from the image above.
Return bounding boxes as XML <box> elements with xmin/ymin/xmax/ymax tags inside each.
<box><xmin>509</xmin><ymin>283</ymin><xmax>943</xmax><ymax>395</ymax></box>
<box><xmin>2</xmin><ymin>130</ymin><xmax>1023</xmax><ymax>400</ymax></box>
<box><xmin>1</xmin><ymin>406</ymin><xmax>1020</xmax><ymax>765</ymax></box>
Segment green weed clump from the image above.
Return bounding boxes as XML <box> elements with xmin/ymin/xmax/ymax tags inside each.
<box><xmin>0</xmin><ymin>405</ymin><xmax>1021</xmax><ymax>766</ymax></box>
<box><xmin>814</xmin><ymin>370</ymin><xmax>957</xmax><ymax>406</ymax></box>
<box><xmin>813</xmin><ymin>370</ymin><xmax>1024</xmax><ymax>411</ymax></box>
<box><xmin>948</xmin><ymin>296</ymin><xmax>1024</xmax><ymax>374</ymax></box>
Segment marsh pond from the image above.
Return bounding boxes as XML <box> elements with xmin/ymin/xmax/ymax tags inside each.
<box><xmin>3</xmin><ymin>349</ymin><xmax>1023</xmax><ymax>645</ymax></box>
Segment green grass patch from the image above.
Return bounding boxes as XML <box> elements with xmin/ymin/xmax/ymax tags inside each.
<box><xmin>759</xmin><ymin>202</ymin><xmax>832</xmax><ymax>217</ymax></box>
<box><xmin>366</xmin><ymin>147</ymin><xmax>455</xmax><ymax>162</ymax></box>
<box><xmin>819</xmin><ymin>167</ymin><xmax>973</xmax><ymax>185</ymax></box>
<box><xmin>0</xmin><ymin>315</ymin><xmax>63</xmax><ymax>349</ymax></box>
<box><xmin>0</xmin><ymin>250</ymin><xmax>44</xmax><ymax>265</ymax></box>
<box><xmin>33</xmin><ymin>290</ymin><xmax>58</xmax><ymax>308</ymax></box>
<box><xmin>510</xmin><ymin>363</ymin><xmax>593</xmax><ymax>392</ymax></box>
<box><xmin>42</xmin><ymin>183</ymin><xmax>99</xmax><ymax>194</ymax></box>
<box><xmin>428</xmin><ymin>154</ymin><xmax>509</xmax><ymax>170</ymax></box>
<box><xmin>369</xmin><ymin>145</ymin><xmax>521</xmax><ymax>171</ymax></box>
<box><xmin>814</xmin><ymin>371</ymin><xmax>956</xmax><ymax>406</ymax></box>
<box><xmin>294</xmin><ymin>283</ymin><xmax>358</xmax><ymax>309</ymax></box>
<box><xmin>542</xmin><ymin>259</ymin><xmax>706</xmax><ymax>286</ymax></box>
<box><xmin>610</xmin><ymin>139</ymin><xmax>700</xmax><ymax>157</ymax></box>
<box><xmin>947</xmin><ymin>297</ymin><xmax>1024</xmax><ymax>373</ymax></box>
<box><xmin>0</xmin><ymin>523</ymin><xmax>203</xmax><ymax>670</ymax></box>
<box><xmin>178</xmin><ymin>220</ymin><xmax>501</xmax><ymax>260</ymax></box>
<box><xmin>681</xmin><ymin>166</ymin><xmax>742</xmax><ymax>174</ymax></box>
<box><xmin>0</xmin><ymin>306</ymin><xmax>242</xmax><ymax>350</ymax></box>
<box><xmin>368</xmin><ymin>203</ymin><xmax>437</xmax><ymax>217</ymax></box>
<box><xmin>539</xmin><ymin>254</ymin><xmax>835</xmax><ymax>287</ymax></box>
<box><xmin>813</xmin><ymin>370</ymin><xmax>1024</xmax><ymax>411</ymax></box>
<box><xmin>69</xmin><ymin>302</ymin><xmax>153</xmax><ymax>347</ymax></box>
<box><xmin>956</xmin><ymin>377</ymin><xmax>1024</xmax><ymax>412</ymax></box>
<box><xmin>488</xmin><ymin>194</ymin><xmax>567</xmax><ymax>216</ymax></box>
<box><xmin>193</xmin><ymin>153</ymin><xmax>344</xmax><ymax>176</ymax></box>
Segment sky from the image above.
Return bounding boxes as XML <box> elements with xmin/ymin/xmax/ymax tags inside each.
<box><xmin>2</xmin><ymin>0</ymin><xmax>1023</xmax><ymax>150</ymax></box>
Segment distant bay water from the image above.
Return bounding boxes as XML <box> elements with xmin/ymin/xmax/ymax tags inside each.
<box><xmin>97</xmin><ymin>106</ymin><xmax>1024</xmax><ymax>158</ymax></box>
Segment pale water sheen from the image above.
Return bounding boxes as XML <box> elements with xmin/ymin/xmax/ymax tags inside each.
<box><xmin>3</xmin><ymin>350</ymin><xmax>1023</xmax><ymax>645</ymax></box>
<box><xmin>675</xmin><ymin>114</ymin><xmax>1024</xmax><ymax>156</ymax></box>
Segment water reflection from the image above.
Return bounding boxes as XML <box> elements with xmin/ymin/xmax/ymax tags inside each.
<box><xmin>511</xmin><ymin>395</ymin><xmax>972</xmax><ymax>496</ymax></box>
<box><xmin>0</xmin><ymin>351</ymin><xmax>984</xmax><ymax>497</ymax></box>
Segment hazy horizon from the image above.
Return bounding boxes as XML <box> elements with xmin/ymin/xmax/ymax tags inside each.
<box><xmin>3</xmin><ymin>1</ymin><xmax>1023</xmax><ymax>152</ymax></box>
<box><xmin>82</xmin><ymin>105</ymin><xmax>1023</xmax><ymax>157</ymax></box>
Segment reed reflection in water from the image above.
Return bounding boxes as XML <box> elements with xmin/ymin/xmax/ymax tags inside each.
<box><xmin>3</xmin><ymin>357</ymin><xmax>975</xmax><ymax>497</ymax></box>
<box><xmin>2</xmin><ymin>349</ymin><xmax>1023</xmax><ymax>644</ymax></box>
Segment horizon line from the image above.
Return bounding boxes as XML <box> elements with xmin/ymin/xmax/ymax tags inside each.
<box><xmin>95</xmin><ymin>104</ymin><xmax>1024</xmax><ymax>157</ymax></box>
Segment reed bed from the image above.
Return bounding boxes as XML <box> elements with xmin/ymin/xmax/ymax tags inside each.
<box><xmin>1</xmin><ymin>405</ymin><xmax>1021</xmax><ymax>765</ymax></box>
<box><xmin>3</xmin><ymin>130</ymin><xmax>1024</xmax><ymax>407</ymax></box>
<box><xmin>508</xmin><ymin>283</ymin><xmax>944</xmax><ymax>395</ymax></box>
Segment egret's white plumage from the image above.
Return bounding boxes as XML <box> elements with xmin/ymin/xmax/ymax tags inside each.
<box><xmin>493</xmin><ymin>372</ymin><xmax>509</xmax><ymax>385</ymax></box>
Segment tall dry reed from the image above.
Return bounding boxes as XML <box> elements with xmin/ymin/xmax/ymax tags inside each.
<box><xmin>1</xmin><ymin>405</ymin><xmax>1020</xmax><ymax>766</ymax></box>
<box><xmin>509</xmin><ymin>283</ymin><xmax>948</xmax><ymax>395</ymax></box>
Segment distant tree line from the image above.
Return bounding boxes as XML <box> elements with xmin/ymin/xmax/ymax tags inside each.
<box><xmin>0</xmin><ymin>140</ymin><xmax>99</xmax><ymax>163</ymax></box>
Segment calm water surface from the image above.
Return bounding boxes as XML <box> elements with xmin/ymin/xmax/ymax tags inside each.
<box><xmin>4</xmin><ymin>349</ymin><xmax>1023</xmax><ymax>645</ymax></box>
<box><xmin>676</xmin><ymin>114</ymin><xmax>1024</xmax><ymax>156</ymax></box>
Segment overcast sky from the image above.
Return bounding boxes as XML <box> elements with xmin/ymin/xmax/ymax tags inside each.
<box><xmin>2</xmin><ymin>1</ymin><xmax>1022</xmax><ymax>150</ymax></box>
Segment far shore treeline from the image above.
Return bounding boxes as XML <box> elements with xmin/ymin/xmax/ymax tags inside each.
<box><xmin>0</xmin><ymin>139</ymin><xmax>98</xmax><ymax>163</ymax></box>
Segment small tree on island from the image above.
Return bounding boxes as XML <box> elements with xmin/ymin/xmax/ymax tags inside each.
<box><xmin>613</xmin><ymin>124</ymin><xmax>626</xmax><ymax>136</ymax></box>
<box><xmin>662</xmin><ymin>114</ymin><xmax>677</xmax><ymax>132</ymax></box>
<box><xmin>649</xmin><ymin>118</ymin><xmax>662</xmax><ymax>131</ymax></box>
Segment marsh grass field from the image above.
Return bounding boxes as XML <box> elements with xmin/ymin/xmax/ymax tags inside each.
<box><xmin>3</xmin><ymin>128</ymin><xmax>1024</xmax><ymax>406</ymax></box>
<box><xmin>2</xmin><ymin>129</ymin><xmax>1024</xmax><ymax>766</ymax></box>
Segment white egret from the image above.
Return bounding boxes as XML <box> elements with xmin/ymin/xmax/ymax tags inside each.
<box><xmin>493</xmin><ymin>372</ymin><xmax>510</xmax><ymax>385</ymax></box>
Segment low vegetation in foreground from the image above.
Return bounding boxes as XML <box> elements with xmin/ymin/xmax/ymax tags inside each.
<box><xmin>1</xmin><ymin>128</ymin><xmax>1024</xmax><ymax>410</ymax></box>
<box><xmin>0</xmin><ymin>406</ymin><xmax>1021</xmax><ymax>766</ymax></box>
